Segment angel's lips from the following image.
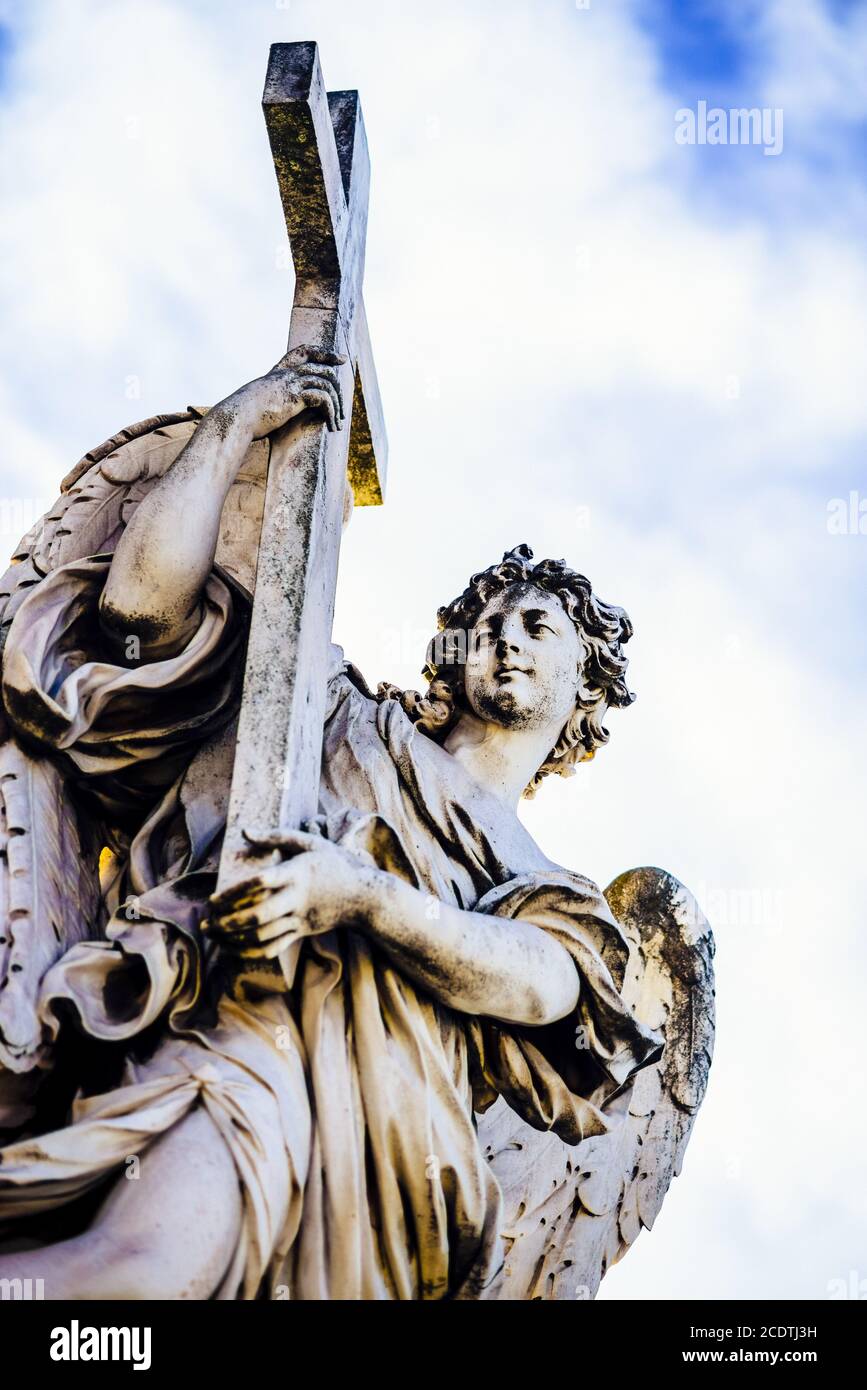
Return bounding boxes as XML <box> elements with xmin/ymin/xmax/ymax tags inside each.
<box><xmin>494</xmin><ymin>665</ymin><xmax>531</xmax><ymax>682</ymax></box>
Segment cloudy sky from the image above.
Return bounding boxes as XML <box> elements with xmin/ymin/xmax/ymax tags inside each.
<box><xmin>1</xmin><ymin>0</ymin><xmax>865</xmax><ymax>1299</ymax></box>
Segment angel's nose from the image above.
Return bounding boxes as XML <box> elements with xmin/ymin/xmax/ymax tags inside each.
<box><xmin>495</xmin><ymin>623</ymin><xmax>523</xmax><ymax>656</ymax></box>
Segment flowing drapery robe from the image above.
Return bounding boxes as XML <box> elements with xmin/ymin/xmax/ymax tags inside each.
<box><xmin>0</xmin><ymin>555</ymin><xmax>663</xmax><ymax>1299</ymax></box>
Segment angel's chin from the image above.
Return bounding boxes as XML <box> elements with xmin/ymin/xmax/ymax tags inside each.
<box><xmin>473</xmin><ymin>686</ymin><xmax>535</xmax><ymax>729</ymax></box>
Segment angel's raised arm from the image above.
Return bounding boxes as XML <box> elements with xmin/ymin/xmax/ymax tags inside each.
<box><xmin>99</xmin><ymin>346</ymin><xmax>345</xmax><ymax>657</ymax></box>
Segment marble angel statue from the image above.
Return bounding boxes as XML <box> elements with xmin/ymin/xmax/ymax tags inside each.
<box><xmin>0</xmin><ymin>351</ymin><xmax>715</xmax><ymax>1300</ymax></box>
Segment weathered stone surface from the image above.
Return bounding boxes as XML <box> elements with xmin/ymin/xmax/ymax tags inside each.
<box><xmin>0</xmin><ymin>44</ymin><xmax>713</xmax><ymax>1302</ymax></box>
<box><xmin>220</xmin><ymin>42</ymin><xmax>387</xmax><ymax>886</ymax></box>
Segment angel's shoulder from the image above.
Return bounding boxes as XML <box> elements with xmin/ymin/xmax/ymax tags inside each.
<box><xmin>325</xmin><ymin>645</ymin><xmax>378</xmax><ymax>699</ymax></box>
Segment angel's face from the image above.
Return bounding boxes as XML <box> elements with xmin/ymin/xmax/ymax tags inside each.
<box><xmin>463</xmin><ymin>583</ymin><xmax>582</xmax><ymax>734</ymax></box>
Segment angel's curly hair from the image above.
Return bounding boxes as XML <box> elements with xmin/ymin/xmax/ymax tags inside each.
<box><xmin>376</xmin><ymin>544</ymin><xmax>636</xmax><ymax>798</ymax></box>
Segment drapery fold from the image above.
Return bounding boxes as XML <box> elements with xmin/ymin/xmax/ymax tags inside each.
<box><xmin>0</xmin><ymin>555</ymin><xmax>662</xmax><ymax>1299</ymax></box>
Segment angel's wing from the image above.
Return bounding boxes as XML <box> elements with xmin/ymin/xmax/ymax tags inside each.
<box><xmin>0</xmin><ymin>409</ymin><xmax>267</xmax><ymax>1118</ymax></box>
<box><xmin>0</xmin><ymin>739</ymin><xmax>101</xmax><ymax>1074</ymax></box>
<box><xmin>0</xmin><ymin>408</ymin><xmax>204</xmax><ymax>647</ymax></box>
<box><xmin>478</xmin><ymin>866</ymin><xmax>715</xmax><ymax>1300</ymax></box>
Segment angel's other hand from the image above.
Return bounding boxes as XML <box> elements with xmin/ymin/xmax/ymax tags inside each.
<box><xmin>205</xmin><ymin>829</ymin><xmax>373</xmax><ymax>960</ymax></box>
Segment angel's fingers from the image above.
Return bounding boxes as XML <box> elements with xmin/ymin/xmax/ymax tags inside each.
<box><xmin>241</xmin><ymin>828</ymin><xmax>323</xmax><ymax>857</ymax></box>
<box><xmin>298</xmin><ymin>374</ymin><xmax>342</xmax><ymax>425</ymax></box>
<box><xmin>275</xmin><ymin>345</ymin><xmax>346</xmax><ymax>371</ymax></box>
<box><xmin>297</xmin><ymin>365</ymin><xmax>345</xmax><ymax>421</ymax></box>
<box><xmin>236</xmin><ymin>922</ymin><xmax>306</xmax><ymax>960</ymax></box>
<box><xmin>301</xmin><ymin>347</ymin><xmax>346</xmax><ymax>367</ymax></box>
<box><xmin>300</xmin><ymin>388</ymin><xmax>337</xmax><ymax>431</ymax></box>
<box><xmin>209</xmin><ymin>856</ymin><xmax>311</xmax><ymax>913</ymax></box>
<box><xmin>215</xmin><ymin>884</ymin><xmax>302</xmax><ymax>933</ymax></box>
<box><xmin>206</xmin><ymin>884</ymin><xmax>267</xmax><ymax>917</ymax></box>
<box><xmin>296</xmin><ymin>362</ymin><xmax>341</xmax><ymax>387</ymax></box>
<box><xmin>272</xmin><ymin>347</ymin><xmax>307</xmax><ymax>372</ymax></box>
<box><xmin>222</xmin><ymin>913</ymin><xmax>303</xmax><ymax>946</ymax></box>
<box><xmin>300</xmin><ymin>816</ymin><xmax>327</xmax><ymax>837</ymax></box>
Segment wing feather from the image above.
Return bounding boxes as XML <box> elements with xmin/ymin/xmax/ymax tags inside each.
<box><xmin>0</xmin><ymin>738</ymin><xmax>100</xmax><ymax>1073</ymax></box>
<box><xmin>0</xmin><ymin>406</ymin><xmax>264</xmax><ymax>1115</ymax></box>
<box><xmin>0</xmin><ymin>411</ymin><xmax>205</xmax><ymax>646</ymax></box>
<box><xmin>0</xmin><ymin>411</ymin><xmax>204</xmax><ymax>1104</ymax></box>
<box><xmin>479</xmin><ymin>867</ymin><xmax>715</xmax><ymax>1299</ymax></box>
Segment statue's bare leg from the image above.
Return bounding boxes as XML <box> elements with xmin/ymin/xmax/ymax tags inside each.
<box><xmin>0</xmin><ymin>1106</ymin><xmax>243</xmax><ymax>1299</ymax></box>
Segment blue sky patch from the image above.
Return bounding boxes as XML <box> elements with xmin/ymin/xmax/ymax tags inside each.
<box><xmin>635</xmin><ymin>0</ymin><xmax>756</xmax><ymax>94</ymax></box>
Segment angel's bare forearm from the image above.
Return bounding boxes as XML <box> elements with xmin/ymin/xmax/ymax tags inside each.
<box><xmin>100</xmin><ymin>389</ymin><xmax>260</xmax><ymax>651</ymax></box>
<box><xmin>99</xmin><ymin>348</ymin><xmax>344</xmax><ymax>655</ymax></box>
<box><xmin>358</xmin><ymin>869</ymin><xmax>579</xmax><ymax>1026</ymax></box>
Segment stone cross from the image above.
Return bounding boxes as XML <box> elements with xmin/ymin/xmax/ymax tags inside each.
<box><xmin>218</xmin><ymin>41</ymin><xmax>387</xmax><ymax>889</ymax></box>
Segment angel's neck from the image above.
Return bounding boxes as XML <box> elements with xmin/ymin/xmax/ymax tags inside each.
<box><xmin>443</xmin><ymin>711</ymin><xmax>554</xmax><ymax>809</ymax></box>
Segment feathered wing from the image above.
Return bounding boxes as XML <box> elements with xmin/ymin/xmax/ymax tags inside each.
<box><xmin>0</xmin><ymin>409</ymin><xmax>206</xmax><ymax>648</ymax></box>
<box><xmin>479</xmin><ymin>866</ymin><xmax>715</xmax><ymax>1300</ymax></box>
<box><xmin>0</xmin><ymin>741</ymin><xmax>100</xmax><ymax>1075</ymax></box>
<box><xmin>0</xmin><ymin>408</ymin><xmax>267</xmax><ymax>1119</ymax></box>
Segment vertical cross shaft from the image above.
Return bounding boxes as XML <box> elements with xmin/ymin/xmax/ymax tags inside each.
<box><xmin>217</xmin><ymin>42</ymin><xmax>387</xmax><ymax>891</ymax></box>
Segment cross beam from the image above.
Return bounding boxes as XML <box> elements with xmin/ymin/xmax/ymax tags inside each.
<box><xmin>218</xmin><ymin>42</ymin><xmax>387</xmax><ymax>891</ymax></box>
